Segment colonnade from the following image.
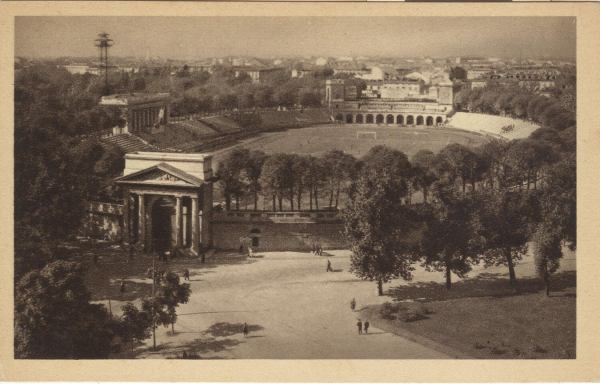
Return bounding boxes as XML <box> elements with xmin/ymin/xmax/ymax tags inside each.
<box><xmin>122</xmin><ymin>190</ymin><xmax>202</xmax><ymax>255</ymax></box>
<box><xmin>130</xmin><ymin>105</ymin><xmax>167</xmax><ymax>131</ymax></box>
<box><xmin>335</xmin><ymin>113</ymin><xmax>445</xmax><ymax>126</ymax></box>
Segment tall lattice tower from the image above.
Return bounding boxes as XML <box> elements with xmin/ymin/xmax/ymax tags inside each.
<box><xmin>94</xmin><ymin>32</ymin><xmax>114</xmax><ymax>94</ymax></box>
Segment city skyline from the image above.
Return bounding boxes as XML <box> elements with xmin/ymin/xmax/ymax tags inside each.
<box><xmin>15</xmin><ymin>17</ymin><xmax>576</xmax><ymax>60</ymax></box>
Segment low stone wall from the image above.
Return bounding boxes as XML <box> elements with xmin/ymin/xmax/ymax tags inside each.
<box><xmin>83</xmin><ymin>201</ymin><xmax>123</xmax><ymax>241</ymax></box>
<box><xmin>84</xmin><ymin>202</ymin><xmax>349</xmax><ymax>251</ymax></box>
<box><xmin>211</xmin><ymin>210</ymin><xmax>347</xmax><ymax>251</ymax></box>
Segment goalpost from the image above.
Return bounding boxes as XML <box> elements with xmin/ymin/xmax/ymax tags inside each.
<box><xmin>356</xmin><ymin>131</ymin><xmax>377</xmax><ymax>140</ymax></box>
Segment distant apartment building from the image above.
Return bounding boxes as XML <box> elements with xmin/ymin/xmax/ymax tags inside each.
<box><xmin>234</xmin><ymin>67</ymin><xmax>286</xmax><ymax>83</ymax></box>
<box><xmin>291</xmin><ymin>68</ymin><xmax>315</xmax><ymax>78</ymax></box>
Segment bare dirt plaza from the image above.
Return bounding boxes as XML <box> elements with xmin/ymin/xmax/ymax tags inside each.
<box><xmin>89</xmin><ymin>246</ymin><xmax>574</xmax><ymax>359</ymax></box>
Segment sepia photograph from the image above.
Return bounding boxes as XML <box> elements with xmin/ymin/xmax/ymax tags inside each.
<box><xmin>10</xmin><ymin>14</ymin><xmax>579</xmax><ymax>362</ymax></box>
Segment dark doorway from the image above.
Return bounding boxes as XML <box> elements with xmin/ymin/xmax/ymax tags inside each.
<box><xmin>152</xmin><ymin>198</ymin><xmax>174</xmax><ymax>254</ymax></box>
<box><xmin>250</xmin><ymin>228</ymin><xmax>261</xmax><ymax>247</ymax></box>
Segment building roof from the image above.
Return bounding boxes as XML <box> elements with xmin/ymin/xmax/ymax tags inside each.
<box><xmin>115</xmin><ymin>162</ymin><xmax>204</xmax><ymax>188</ymax></box>
<box><xmin>99</xmin><ymin>93</ymin><xmax>171</xmax><ymax>106</ymax></box>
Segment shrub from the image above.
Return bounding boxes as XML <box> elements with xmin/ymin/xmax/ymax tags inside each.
<box><xmin>379</xmin><ymin>302</ymin><xmax>403</xmax><ymax>320</ymax></box>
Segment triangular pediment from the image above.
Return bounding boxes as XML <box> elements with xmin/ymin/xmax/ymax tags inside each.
<box><xmin>133</xmin><ymin>168</ymin><xmax>192</xmax><ymax>184</ymax></box>
<box><xmin>115</xmin><ymin>163</ymin><xmax>203</xmax><ymax>187</ymax></box>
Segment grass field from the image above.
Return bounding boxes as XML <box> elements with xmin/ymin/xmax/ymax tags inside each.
<box><xmin>360</xmin><ymin>249</ymin><xmax>576</xmax><ymax>360</ymax></box>
<box><xmin>212</xmin><ymin>124</ymin><xmax>491</xmax><ymax>168</ymax></box>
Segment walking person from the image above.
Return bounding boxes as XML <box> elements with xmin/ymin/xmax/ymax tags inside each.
<box><xmin>350</xmin><ymin>298</ymin><xmax>356</xmax><ymax>311</ymax></box>
<box><xmin>183</xmin><ymin>268</ymin><xmax>190</xmax><ymax>281</ymax></box>
<box><xmin>364</xmin><ymin>320</ymin><xmax>370</xmax><ymax>334</ymax></box>
<box><xmin>242</xmin><ymin>322</ymin><xmax>249</xmax><ymax>337</ymax></box>
<box><xmin>326</xmin><ymin>259</ymin><xmax>333</xmax><ymax>272</ymax></box>
<box><xmin>356</xmin><ymin>319</ymin><xmax>363</xmax><ymax>335</ymax></box>
<box><xmin>120</xmin><ymin>280</ymin><xmax>126</xmax><ymax>295</ymax></box>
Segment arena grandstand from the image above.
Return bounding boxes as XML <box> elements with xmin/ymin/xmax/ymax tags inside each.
<box><xmin>447</xmin><ymin>112</ymin><xmax>539</xmax><ymax>140</ymax></box>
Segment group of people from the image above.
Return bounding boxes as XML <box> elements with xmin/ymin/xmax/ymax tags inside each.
<box><xmin>351</xmin><ymin>299</ymin><xmax>370</xmax><ymax>334</ymax></box>
<box><xmin>239</xmin><ymin>244</ymin><xmax>256</xmax><ymax>258</ymax></box>
<box><xmin>312</xmin><ymin>243</ymin><xmax>324</xmax><ymax>256</ymax></box>
<box><xmin>356</xmin><ymin>319</ymin><xmax>370</xmax><ymax>335</ymax></box>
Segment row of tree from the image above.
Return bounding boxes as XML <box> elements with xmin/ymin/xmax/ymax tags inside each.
<box><xmin>454</xmin><ymin>84</ymin><xmax>575</xmax><ymax>131</ymax></box>
<box><xmin>216</xmin><ymin>149</ymin><xmax>358</xmax><ymax>211</ymax></box>
<box><xmin>344</xmin><ymin>128</ymin><xmax>575</xmax><ymax>297</ymax></box>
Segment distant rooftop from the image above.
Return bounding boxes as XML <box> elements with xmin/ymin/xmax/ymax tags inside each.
<box><xmin>99</xmin><ymin>92</ymin><xmax>170</xmax><ymax>106</ymax></box>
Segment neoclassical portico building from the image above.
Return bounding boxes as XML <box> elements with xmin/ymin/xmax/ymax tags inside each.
<box><xmin>115</xmin><ymin>152</ymin><xmax>213</xmax><ymax>255</ymax></box>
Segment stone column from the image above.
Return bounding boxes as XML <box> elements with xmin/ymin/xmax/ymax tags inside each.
<box><xmin>182</xmin><ymin>206</ymin><xmax>188</xmax><ymax>247</ymax></box>
<box><xmin>175</xmin><ymin>196</ymin><xmax>183</xmax><ymax>247</ymax></box>
<box><xmin>122</xmin><ymin>189</ymin><xmax>130</xmax><ymax>244</ymax></box>
<box><xmin>191</xmin><ymin>196</ymin><xmax>199</xmax><ymax>255</ymax></box>
<box><xmin>201</xmin><ymin>184</ymin><xmax>213</xmax><ymax>247</ymax></box>
<box><xmin>138</xmin><ymin>194</ymin><xmax>145</xmax><ymax>249</ymax></box>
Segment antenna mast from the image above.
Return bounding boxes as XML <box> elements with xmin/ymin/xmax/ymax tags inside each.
<box><xmin>94</xmin><ymin>32</ymin><xmax>114</xmax><ymax>95</ymax></box>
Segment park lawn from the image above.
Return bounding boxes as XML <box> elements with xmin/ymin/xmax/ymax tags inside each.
<box><xmin>361</xmin><ymin>272</ymin><xmax>576</xmax><ymax>359</ymax></box>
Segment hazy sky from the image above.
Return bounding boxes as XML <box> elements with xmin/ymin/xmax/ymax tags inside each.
<box><xmin>15</xmin><ymin>17</ymin><xmax>575</xmax><ymax>59</ymax></box>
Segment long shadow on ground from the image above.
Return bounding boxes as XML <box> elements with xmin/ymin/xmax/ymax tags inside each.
<box><xmin>387</xmin><ymin>271</ymin><xmax>576</xmax><ymax>302</ymax></box>
<box><xmin>63</xmin><ymin>240</ymin><xmax>258</xmax><ymax>302</ymax></box>
<box><xmin>203</xmin><ymin>322</ymin><xmax>264</xmax><ymax>337</ymax></box>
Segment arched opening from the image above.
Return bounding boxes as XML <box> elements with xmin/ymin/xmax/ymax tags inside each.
<box><xmin>151</xmin><ymin>197</ymin><xmax>175</xmax><ymax>254</ymax></box>
<box><xmin>426</xmin><ymin>116</ymin><xmax>434</xmax><ymax>126</ymax></box>
<box><xmin>376</xmin><ymin>114</ymin><xmax>384</xmax><ymax>124</ymax></box>
<box><xmin>250</xmin><ymin>228</ymin><xmax>261</xmax><ymax>247</ymax></box>
<box><xmin>407</xmin><ymin>115</ymin><xmax>414</xmax><ymax>125</ymax></box>
<box><xmin>366</xmin><ymin>114</ymin><xmax>374</xmax><ymax>124</ymax></box>
<box><xmin>386</xmin><ymin>114</ymin><xmax>394</xmax><ymax>124</ymax></box>
<box><xmin>346</xmin><ymin>114</ymin><xmax>353</xmax><ymax>124</ymax></box>
<box><xmin>416</xmin><ymin>116</ymin><xmax>424</xmax><ymax>125</ymax></box>
<box><xmin>436</xmin><ymin>116</ymin><xmax>443</xmax><ymax>125</ymax></box>
<box><xmin>356</xmin><ymin>114</ymin><xmax>364</xmax><ymax>123</ymax></box>
<box><xmin>396</xmin><ymin>115</ymin><xmax>404</xmax><ymax>125</ymax></box>
<box><xmin>335</xmin><ymin>113</ymin><xmax>344</xmax><ymax>122</ymax></box>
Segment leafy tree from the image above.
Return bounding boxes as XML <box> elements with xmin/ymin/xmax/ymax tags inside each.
<box><xmin>435</xmin><ymin>143</ymin><xmax>484</xmax><ymax>194</ymax></box>
<box><xmin>290</xmin><ymin>155</ymin><xmax>310</xmax><ymax>211</ymax></box>
<box><xmin>299</xmin><ymin>91</ymin><xmax>321</xmax><ymax>107</ymax></box>
<box><xmin>449</xmin><ymin>66</ymin><xmax>467</xmax><ymax>81</ymax></box>
<box><xmin>259</xmin><ymin>154</ymin><xmax>294</xmax><ymax>211</ymax></box>
<box><xmin>133</xmin><ymin>77</ymin><xmax>146</xmax><ymax>91</ymax></box>
<box><xmin>15</xmin><ymin>261</ymin><xmax>118</xmax><ymax>358</ymax></box>
<box><xmin>305</xmin><ymin>156</ymin><xmax>327</xmax><ymax>211</ymax></box>
<box><xmin>474</xmin><ymin>139</ymin><xmax>508</xmax><ymax>189</ymax></box>
<box><xmin>120</xmin><ymin>303</ymin><xmax>152</xmax><ymax>353</ymax></box>
<box><xmin>416</xmin><ymin>183</ymin><xmax>479</xmax><ymax>289</ymax></box>
<box><xmin>472</xmin><ymin>190</ymin><xmax>530</xmax><ymax>289</ymax></box>
<box><xmin>216</xmin><ymin>149</ymin><xmax>249</xmax><ymax>210</ymax></box>
<box><xmin>242</xmin><ymin>150</ymin><xmax>267</xmax><ymax>210</ymax></box>
<box><xmin>411</xmin><ymin>150</ymin><xmax>437</xmax><ymax>203</ymax></box>
<box><xmin>344</xmin><ymin>168</ymin><xmax>417</xmax><ymax>296</ymax></box>
<box><xmin>322</xmin><ymin>150</ymin><xmax>358</xmax><ymax>209</ymax></box>
<box><xmin>538</xmin><ymin>153</ymin><xmax>576</xmax><ymax>248</ymax></box>
<box><xmin>532</xmin><ymin>222</ymin><xmax>563</xmax><ymax>297</ymax></box>
<box><xmin>505</xmin><ymin>139</ymin><xmax>557</xmax><ymax>190</ymax></box>
<box><xmin>156</xmin><ymin>272</ymin><xmax>191</xmax><ymax>334</ymax></box>
<box><xmin>362</xmin><ymin>145</ymin><xmax>411</xmax><ymax>181</ymax></box>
